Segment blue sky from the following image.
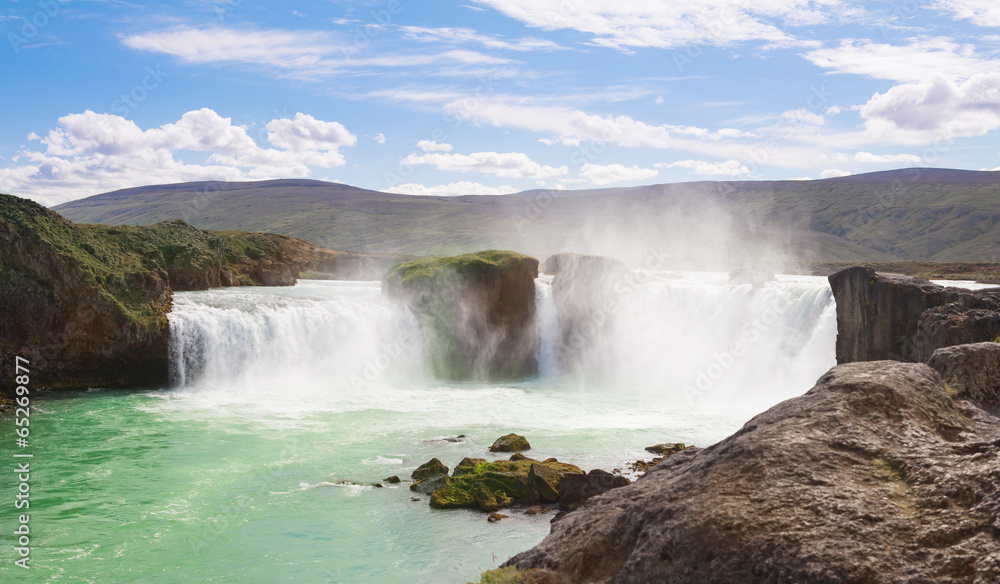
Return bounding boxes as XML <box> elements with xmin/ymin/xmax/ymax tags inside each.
<box><xmin>2</xmin><ymin>0</ymin><xmax>1000</xmax><ymax>205</ymax></box>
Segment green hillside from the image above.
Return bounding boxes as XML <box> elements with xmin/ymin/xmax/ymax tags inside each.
<box><xmin>51</xmin><ymin>169</ymin><xmax>1000</xmax><ymax>267</ymax></box>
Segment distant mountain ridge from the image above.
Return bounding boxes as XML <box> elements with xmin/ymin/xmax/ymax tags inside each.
<box><xmin>50</xmin><ymin>168</ymin><xmax>1000</xmax><ymax>266</ymax></box>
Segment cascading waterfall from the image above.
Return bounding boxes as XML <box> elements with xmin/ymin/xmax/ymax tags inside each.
<box><xmin>531</xmin><ymin>270</ymin><xmax>838</xmax><ymax>412</ymax></box>
<box><xmin>168</xmin><ymin>272</ymin><xmax>836</xmax><ymax>413</ymax></box>
<box><xmin>533</xmin><ymin>275</ymin><xmax>560</xmax><ymax>378</ymax></box>
<box><xmin>168</xmin><ymin>281</ymin><xmax>424</xmax><ymax>393</ymax></box>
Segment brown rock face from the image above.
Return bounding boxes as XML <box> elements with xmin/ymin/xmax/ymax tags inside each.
<box><xmin>0</xmin><ymin>198</ymin><xmax>172</xmax><ymax>390</ymax></box>
<box><xmin>383</xmin><ymin>251</ymin><xmax>539</xmax><ymax>380</ymax></box>
<box><xmin>506</xmin><ymin>361</ymin><xmax>1000</xmax><ymax>584</ymax></box>
<box><xmin>929</xmin><ymin>342</ymin><xmax>1000</xmax><ymax>415</ymax></box>
<box><xmin>0</xmin><ymin>193</ymin><xmax>363</xmax><ymax>392</ymax></box>
<box><xmin>544</xmin><ymin>253</ymin><xmax>633</xmax><ymax>375</ymax></box>
<box><xmin>829</xmin><ymin>266</ymin><xmax>1000</xmax><ymax>363</ymax></box>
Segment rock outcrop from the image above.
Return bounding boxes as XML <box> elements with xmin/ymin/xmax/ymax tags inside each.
<box><xmin>0</xmin><ymin>193</ymin><xmax>363</xmax><ymax>393</ymax></box>
<box><xmin>929</xmin><ymin>342</ymin><xmax>1000</xmax><ymax>416</ymax></box>
<box><xmin>829</xmin><ymin>266</ymin><xmax>1000</xmax><ymax>363</ymax></box>
<box><xmin>557</xmin><ymin>470</ymin><xmax>631</xmax><ymax>511</ymax></box>
<box><xmin>504</xmin><ymin>361</ymin><xmax>1000</xmax><ymax>584</ymax></box>
<box><xmin>427</xmin><ymin>455</ymin><xmax>585</xmax><ymax>512</ymax></box>
<box><xmin>543</xmin><ymin>253</ymin><xmax>633</xmax><ymax>374</ymax></box>
<box><xmin>382</xmin><ymin>250</ymin><xmax>539</xmax><ymax>380</ymax></box>
<box><xmin>490</xmin><ymin>433</ymin><xmax>531</xmax><ymax>452</ymax></box>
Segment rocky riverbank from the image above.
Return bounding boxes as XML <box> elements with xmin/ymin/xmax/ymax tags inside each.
<box><xmin>482</xmin><ymin>357</ymin><xmax>1000</xmax><ymax>584</ymax></box>
<box><xmin>0</xmin><ymin>193</ymin><xmax>380</xmax><ymax>395</ymax></box>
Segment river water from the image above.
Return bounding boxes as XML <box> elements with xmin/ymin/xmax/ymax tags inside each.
<box><xmin>1</xmin><ymin>273</ymin><xmax>838</xmax><ymax>583</ymax></box>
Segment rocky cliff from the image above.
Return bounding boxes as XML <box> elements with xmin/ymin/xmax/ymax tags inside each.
<box><xmin>0</xmin><ymin>193</ymin><xmax>367</xmax><ymax>393</ymax></box>
<box><xmin>501</xmin><ymin>359</ymin><xmax>1000</xmax><ymax>584</ymax></box>
<box><xmin>383</xmin><ymin>250</ymin><xmax>539</xmax><ymax>380</ymax></box>
<box><xmin>829</xmin><ymin>266</ymin><xmax>1000</xmax><ymax>363</ymax></box>
<box><xmin>543</xmin><ymin>253</ymin><xmax>633</xmax><ymax>376</ymax></box>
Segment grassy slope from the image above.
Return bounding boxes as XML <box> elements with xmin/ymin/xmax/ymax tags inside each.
<box><xmin>51</xmin><ymin>169</ymin><xmax>1000</xmax><ymax>263</ymax></box>
<box><xmin>0</xmin><ymin>193</ymin><xmax>365</xmax><ymax>391</ymax></box>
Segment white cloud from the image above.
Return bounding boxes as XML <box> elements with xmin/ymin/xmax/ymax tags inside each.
<box><xmin>373</xmin><ymin>133</ymin><xmax>386</xmax><ymax>144</ymax></box>
<box><xmin>401</xmin><ymin>151</ymin><xmax>568</xmax><ymax>178</ymax></box>
<box><xmin>782</xmin><ymin>108</ymin><xmax>824</xmax><ymax>125</ymax></box>
<box><xmin>820</xmin><ymin>168</ymin><xmax>851</xmax><ymax>178</ymax></box>
<box><xmin>445</xmin><ymin>98</ymin><xmax>755</xmax><ymax>149</ymax></box>
<box><xmin>859</xmin><ymin>73</ymin><xmax>1000</xmax><ymax>139</ymax></box>
<box><xmin>933</xmin><ymin>0</ymin><xmax>1000</xmax><ymax>27</ymax></box>
<box><xmin>0</xmin><ymin>108</ymin><xmax>356</xmax><ymax>205</ymax></box>
<box><xmin>472</xmin><ymin>0</ymin><xmax>853</xmax><ymax>50</ymax></box>
<box><xmin>657</xmin><ymin>159</ymin><xmax>754</xmax><ymax>176</ymax></box>
<box><xmin>416</xmin><ymin>140</ymin><xmax>453</xmax><ymax>152</ymax></box>
<box><xmin>386</xmin><ymin>181</ymin><xmax>517</xmax><ymax>196</ymax></box>
<box><xmin>854</xmin><ymin>151</ymin><xmax>921</xmax><ymax>163</ymax></box>
<box><xmin>265</xmin><ymin>112</ymin><xmax>356</xmax><ymax>152</ymax></box>
<box><xmin>578</xmin><ymin>163</ymin><xmax>658</xmax><ymax>185</ymax></box>
<box><xmin>804</xmin><ymin>37</ymin><xmax>996</xmax><ymax>83</ymax></box>
<box><xmin>122</xmin><ymin>27</ymin><xmax>512</xmax><ymax>79</ymax></box>
<box><xmin>399</xmin><ymin>26</ymin><xmax>563</xmax><ymax>51</ymax></box>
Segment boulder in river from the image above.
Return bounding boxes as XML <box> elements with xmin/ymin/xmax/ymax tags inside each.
<box><xmin>428</xmin><ymin>456</ymin><xmax>584</xmax><ymax>512</ymax></box>
<box><xmin>411</xmin><ymin>458</ymin><xmax>449</xmax><ymax>482</ymax></box>
<box><xmin>490</xmin><ymin>433</ymin><xmax>531</xmax><ymax>452</ymax></box>
<box><xmin>382</xmin><ymin>250</ymin><xmax>539</xmax><ymax>380</ymax></box>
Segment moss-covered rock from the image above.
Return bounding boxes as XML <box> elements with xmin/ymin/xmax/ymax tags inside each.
<box><xmin>428</xmin><ymin>456</ymin><xmax>583</xmax><ymax>512</ymax></box>
<box><xmin>429</xmin><ymin>483</ymin><xmax>477</xmax><ymax>509</ymax></box>
<box><xmin>382</xmin><ymin>250</ymin><xmax>539</xmax><ymax>380</ymax></box>
<box><xmin>411</xmin><ymin>458</ymin><xmax>449</xmax><ymax>481</ymax></box>
<box><xmin>468</xmin><ymin>566</ymin><xmax>535</xmax><ymax>584</ymax></box>
<box><xmin>410</xmin><ymin>474</ymin><xmax>449</xmax><ymax>495</ymax></box>
<box><xmin>528</xmin><ymin>463</ymin><xmax>563</xmax><ymax>503</ymax></box>
<box><xmin>453</xmin><ymin>457</ymin><xmax>490</xmax><ymax>476</ymax></box>
<box><xmin>490</xmin><ymin>433</ymin><xmax>531</xmax><ymax>452</ymax></box>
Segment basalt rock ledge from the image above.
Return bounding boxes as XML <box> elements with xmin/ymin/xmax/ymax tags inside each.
<box><xmin>503</xmin><ymin>360</ymin><xmax>1000</xmax><ymax>584</ymax></box>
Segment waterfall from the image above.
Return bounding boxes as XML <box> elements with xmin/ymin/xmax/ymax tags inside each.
<box><xmin>532</xmin><ymin>270</ymin><xmax>838</xmax><ymax>411</ymax></box>
<box><xmin>167</xmin><ymin>281</ymin><xmax>424</xmax><ymax>391</ymax></box>
<box><xmin>168</xmin><ymin>273</ymin><xmax>837</xmax><ymax>412</ymax></box>
<box><xmin>534</xmin><ymin>276</ymin><xmax>559</xmax><ymax>378</ymax></box>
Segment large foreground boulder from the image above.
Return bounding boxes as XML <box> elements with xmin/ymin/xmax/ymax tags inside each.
<box><xmin>383</xmin><ymin>250</ymin><xmax>539</xmax><ymax>380</ymax></box>
<box><xmin>829</xmin><ymin>266</ymin><xmax>1000</xmax><ymax>363</ymax></box>
<box><xmin>504</xmin><ymin>361</ymin><xmax>1000</xmax><ymax>583</ymax></box>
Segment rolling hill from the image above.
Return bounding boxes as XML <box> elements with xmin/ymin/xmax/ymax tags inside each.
<box><xmin>50</xmin><ymin>169</ymin><xmax>1000</xmax><ymax>268</ymax></box>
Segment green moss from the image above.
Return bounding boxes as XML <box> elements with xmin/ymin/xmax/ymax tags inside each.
<box><xmin>383</xmin><ymin>250</ymin><xmax>535</xmax><ymax>293</ymax></box>
<box><xmin>429</xmin><ymin>484</ymin><xmax>477</xmax><ymax>509</ymax></box>
<box><xmin>430</xmin><ymin>456</ymin><xmax>582</xmax><ymax>512</ymax></box>
<box><xmin>468</xmin><ymin>567</ymin><xmax>534</xmax><ymax>584</ymax></box>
